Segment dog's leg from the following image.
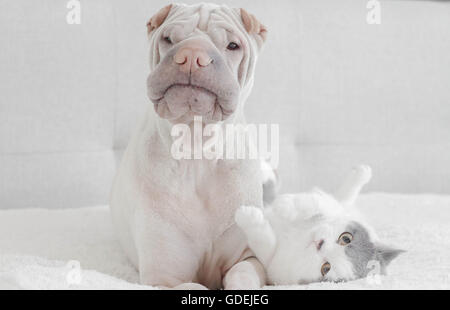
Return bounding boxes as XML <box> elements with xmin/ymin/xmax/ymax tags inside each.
<box><xmin>334</xmin><ymin>165</ymin><xmax>372</xmax><ymax>206</ymax></box>
<box><xmin>222</xmin><ymin>257</ymin><xmax>266</xmax><ymax>290</ymax></box>
<box><xmin>171</xmin><ymin>283</ymin><xmax>208</xmax><ymax>290</ymax></box>
<box><xmin>135</xmin><ymin>208</ymin><xmax>205</xmax><ymax>289</ymax></box>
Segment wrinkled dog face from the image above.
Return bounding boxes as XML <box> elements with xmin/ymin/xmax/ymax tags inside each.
<box><xmin>146</xmin><ymin>4</ymin><xmax>267</xmax><ymax>124</ymax></box>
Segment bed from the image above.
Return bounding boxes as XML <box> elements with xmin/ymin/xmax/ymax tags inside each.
<box><xmin>1</xmin><ymin>193</ymin><xmax>449</xmax><ymax>290</ymax></box>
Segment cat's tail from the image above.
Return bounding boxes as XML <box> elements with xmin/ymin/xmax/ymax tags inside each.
<box><xmin>261</xmin><ymin>159</ymin><xmax>280</xmax><ymax>206</ymax></box>
<box><xmin>334</xmin><ymin>165</ymin><xmax>372</xmax><ymax>206</ymax></box>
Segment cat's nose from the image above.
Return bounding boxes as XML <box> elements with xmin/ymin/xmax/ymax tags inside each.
<box><xmin>314</xmin><ymin>239</ymin><xmax>324</xmax><ymax>250</ymax></box>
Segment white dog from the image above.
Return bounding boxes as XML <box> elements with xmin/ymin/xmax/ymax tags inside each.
<box><xmin>110</xmin><ymin>3</ymin><xmax>268</xmax><ymax>289</ymax></box>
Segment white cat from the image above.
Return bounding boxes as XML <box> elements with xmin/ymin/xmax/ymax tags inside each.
<box><xmin>235</xmin><ymin>165</ymin><xmax>403</xmax><ymax>285</ymax></box>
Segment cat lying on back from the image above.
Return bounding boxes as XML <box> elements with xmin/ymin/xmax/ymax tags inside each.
<box><xmin>235</xmin><ymin>165</ymin><xmax>404</xmax><ymax>285</ymax></box>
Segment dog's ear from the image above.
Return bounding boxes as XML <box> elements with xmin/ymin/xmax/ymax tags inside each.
<box><xmin>147</xmin><ymin>4</ymin><xmax>173</xmax><ymax>35</ymax></box>
<box><xmin>239</xmin><ymin>8</ymin><xmax>268</xmax><ymax>44</ymax></box>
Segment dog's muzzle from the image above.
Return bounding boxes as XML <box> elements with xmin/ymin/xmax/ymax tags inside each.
<box><xmin>147</xmin><ymin>38</ymin><xmax>240</xmax><ymax>124</ymax></box>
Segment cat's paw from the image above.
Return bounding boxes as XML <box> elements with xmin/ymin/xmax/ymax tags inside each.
<box><xmin>235</xmin><ymin>206</ymin><xmax>265</xmax><ymax>228</ymax></box>
<box><xmin>350</xmin><ymin>165</ymin><xmax>372</xmax><ymax>186</ymax></box>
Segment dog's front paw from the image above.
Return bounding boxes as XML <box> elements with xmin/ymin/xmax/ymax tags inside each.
<box><xmin>172</xmin><ymin>283</ymin><xmax>209</xmax><ymax>290</ymax></box>
<box><xmin>224</xmin><ymin>272</ymin><xmax>260</xmax><ymax>290</ymax></box>
<box><xmin>235</xmin><ymin>206</ymin><xmax>265</xmax><ymax>228</ymax></box>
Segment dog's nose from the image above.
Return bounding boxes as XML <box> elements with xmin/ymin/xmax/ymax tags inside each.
<box><xmin>174</xmin><ymin>46</ymin><xmax>212</xmax><ymax>73</ymax></box>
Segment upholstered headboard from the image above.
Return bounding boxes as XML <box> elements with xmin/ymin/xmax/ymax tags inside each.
<box><xmin>1</xmin><ymin>0</ymin><xmax>449</xmax><ymax>209</ymax></box>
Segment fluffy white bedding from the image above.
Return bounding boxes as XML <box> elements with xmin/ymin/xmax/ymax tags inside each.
<box><xmin>1</xmin><ymin>193</ymin><xmax>449</xmax><ymax>290</ymax></box>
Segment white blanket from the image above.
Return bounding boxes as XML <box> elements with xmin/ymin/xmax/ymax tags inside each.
<box><xmin>1</xmin><ymin>193</ymin><xmax>449</xmax><ymax>290</ymax></box>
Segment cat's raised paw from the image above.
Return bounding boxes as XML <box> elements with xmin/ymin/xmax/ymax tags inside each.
<box><xmin>350</xmin><ymin>165</ymin><xmax>372</xmax><ymax>186</ymax></box>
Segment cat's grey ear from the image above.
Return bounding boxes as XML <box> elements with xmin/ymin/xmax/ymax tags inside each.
<box><xmin>375</xmin><ymin>244</ymin><xmax>405</xmax><ymax>272</ymax></box>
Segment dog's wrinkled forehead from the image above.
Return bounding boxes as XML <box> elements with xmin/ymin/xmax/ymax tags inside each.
<box><xmin>148</xmin><ymin>3</ymin><xmax>266</xmax><ymax>42</ymax></box>
<box><xmin>160</xmin><ymin>8</ymin><xmax>235</xmax><ymax>46</ymax></box>
<box><xmin>146</xmin><ymin>3</ymin><xmax>267</xmax><ymax>87</ymax></box>
<box><xmin>165</xmin><ymin>4</ymin><xmax>227</xmax><ymax>33</ymax></box>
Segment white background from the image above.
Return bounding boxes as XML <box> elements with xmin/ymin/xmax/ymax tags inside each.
<box><xmin>1</xmin><ymin>0</ymin><xmax>449</xmax><ymax>209</ymax></box>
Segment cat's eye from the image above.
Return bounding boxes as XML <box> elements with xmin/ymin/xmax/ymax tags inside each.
<box><xmin>163</xmin><ymin>36</ymin><xmax>172</xmax><ymax>44</ymax></box>
<box><xmin>338</xmin><ymin>232</ymin><xmax>353</xmax><ymax>245</ymax></box>
<box><xmin>321</xmin><ymin>262</ymin><xmax>331</xmax><ymax>276</ymax></box>
<box><xmin>227</xmin><ymin>42</ymin><xmax>240</xmax><ymax>50</ymax></box>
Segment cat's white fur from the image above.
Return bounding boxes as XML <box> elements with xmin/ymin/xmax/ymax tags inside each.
<box><xmin>236</xmin><ymin>165</ymin><xmax>382</xmax><ymax>285</ymax></box>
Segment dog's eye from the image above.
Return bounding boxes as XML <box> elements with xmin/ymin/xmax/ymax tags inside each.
<box><xmin>321</xmin><ymin>262</ymin><xmax>331</xmax><ymax>276</ymax></box>
<box><xmin>338</xmin><ymin>232</ymin><xmax>353</xmax><ymax>246</ymax></box>
<box><xmin>227</xmin><ymin>42</ymin><xmax>240</xmax><ymax>50</ymax></box>
<box><xmin>163</xmin><ymin>36</ymin><xmax>172</xmax><ymax>44</ymax></box>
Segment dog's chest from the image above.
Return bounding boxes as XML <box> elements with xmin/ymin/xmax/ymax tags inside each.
<box><xmin>147</xmin><ymin>156</ymin><xmax>263</xmax><ymax>237</ymax></box>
